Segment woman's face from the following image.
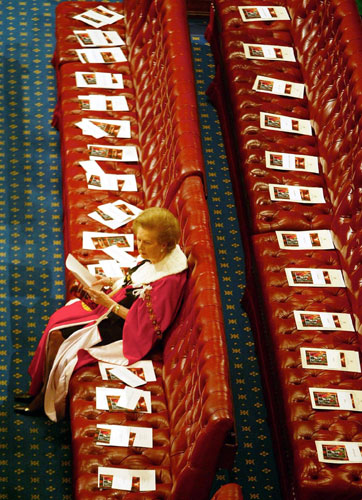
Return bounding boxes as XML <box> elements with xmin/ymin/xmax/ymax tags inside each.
<box><xmin>135</xmin><ymin>226</ymin><xmax>166</xmax><ymax>264</ymax></box>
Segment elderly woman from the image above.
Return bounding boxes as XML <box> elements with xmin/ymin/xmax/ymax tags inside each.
<box><xmin>14</xmin><ymin>208</ymin><xmax>188</xmax><ymax>420</ymax></box>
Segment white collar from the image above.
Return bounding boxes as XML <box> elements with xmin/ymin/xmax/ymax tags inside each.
<box><xmin>130</xmin><ymin>245</ymin><xmax>188</xmax><ymax>285</ymax></box>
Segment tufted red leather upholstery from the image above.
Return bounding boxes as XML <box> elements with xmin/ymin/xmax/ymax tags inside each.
<box><xmin>69</xmin><ymin>177</ymin><xmax>235</xmax><ymax>499</ymax></box>
<box><xmin>54</xmin><ymin>2</ymin><xmax>235</xmax><ymax>499</ymax></box>
<box><xmin>206</xmin><ymin>0</ymin><xmax>362</xmax><ymax>498</ymax></box>
<box><xmin>211</xmin><ymin>483</ymin><xmax>243</xmax><ymax>500</ymax></box>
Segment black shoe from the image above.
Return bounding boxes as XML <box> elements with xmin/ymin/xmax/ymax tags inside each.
<box><xmin>13</xmin><ymin>402</ymin><xmax>42</xmax><ymax>416</ymax></box>
<box><xmin>14</xmin><ymin>392</ymin><xmax>33</xmax><ymax>403</ymax></box>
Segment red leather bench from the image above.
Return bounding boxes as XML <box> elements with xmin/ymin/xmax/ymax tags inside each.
<box><xmin>52</xmin><ymin>1</ymin><xmax>236</xmax><ymax>498</ymax></box>
<box><xmin>206</xmin><ymin>1</ymin><xmax>362</xmax><ymax>499</ymax></box>
<box><xmin>211</xmin><ymin>483</ymin><xmax>243</xmax><ymax>500</ymax></box>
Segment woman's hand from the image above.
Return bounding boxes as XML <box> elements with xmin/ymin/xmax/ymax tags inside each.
<box><xmin>92</xmin><ymin>276</ymin><xmax>114</xmax><ymax>288</ymax></box>
<box><xmin>84</xmin><ymin>286</ymin><xmax>116</xmax><ymax>309</ymax></box>
<box><xmin>84</xmin><ymin>286</ymin><xmax>129</xmax><ymax>319</ymax></box>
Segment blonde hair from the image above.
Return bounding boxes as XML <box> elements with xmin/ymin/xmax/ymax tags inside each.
<box><xmin>133</xmin><ymin>208</ymin><xmax>181</xmax><ymax>253</ymax></box>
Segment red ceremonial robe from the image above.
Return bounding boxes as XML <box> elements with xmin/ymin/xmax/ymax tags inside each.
<box><xmin>28</xmin><ymin>270</ymin><xmax>187</xmax><ymax>397</ymax></box>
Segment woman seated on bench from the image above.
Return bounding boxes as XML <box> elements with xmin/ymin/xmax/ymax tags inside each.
<box><xmin>14</xmin><ymin>207</ymin><xmax>188</xmax><ymax>421</ymax></box>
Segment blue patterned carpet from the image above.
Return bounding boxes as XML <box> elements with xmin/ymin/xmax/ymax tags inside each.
<box><xmin>0</xmin><ymin>3</ymin><xmax>281</xmax><ymax>499</ymax></box>
<box><xmin>0</xmin><ymin>1</ymin><xmax>72</xmax><ymax>498</ymax></box>
<box><xmin>190</xmin><ymin>27</ymin><xmax>281</xmax><ymax>499</ymax></box>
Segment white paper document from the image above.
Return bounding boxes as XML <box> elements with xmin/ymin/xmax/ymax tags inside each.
<box><xmin>239</xmin><ymin>6</ymin><xmax>290</xmax><ymax>22</ymax></box>
<box><xmin>76</xmin><ymin>119</ymin><xmax>131</xmax><ymax>139</ymax></box>
<box><xmin>300</xmin><ymin>347</ymin><xmax>361</xmax><ymax>372</ymax></box>
<box><xmin>265</xmin><ymin>151</ymin><xmax>319</xmax><ymax>174</ymax></box>
<box><xmin>108</xmin><ymin>366</ymin><xmax>147</xmax><ymax>387</ymax></box>
<box><xmin>285</xmin><ymin>268</ymin><xmax>345</xmax><ymax>287</ymax></box>
<box><xmin>65</xmin><ymin>253</ymin><xmax>101</xmax><ymax>288</ymax></box>
<box><xmin>88</xmin><ymin>200</ymin><xmax>142</xmax><ymax>230</ymax></box>
<box><xmin>98</xmin><ymin>467</ymin><xmax>156</xmax><ymax>491</ymax></box>
<box><xmin>76</xmin><ymin>47</ymin><xmax>127</xmax><ymax>64</ymax></box>
<box><xmin>87</xmin><ymin>173</ymin><xmax>137</xmax><ymax>191</ymax></box>
<box><xmin>75</xmin><ymin>71</ymin><xmax>124</xmax><ymax>89</ymax></box>
<box><xmin>243</xmin><ymin>42</ymin><xmax>296</xmax><ymax>61</ymax></box>
<box><xmin>95</xmin><ymin>424</ymin><xmax>153</xmax><ymax>448</ymax></box>
<box><xmin>73</xmin><ymin>6</ymin><xmax>124</xmax><ymax>28</ymax></box>
<box><xmin>315</xmin><ymin>441</ymin><xmax>362</xmax><ymax>464</ymax></box>
<box><xmin>276</xmin><ymin>229</ymin><xmax>335</xmax><ymax>250</ymax></box>
<box><xmin>309</xmin><ymin>387</ymin><xmax>362</xmax><ymax>412</ymax></box>
<box><xmin>260</xmin><ymin>112</ymin><xmax>313</xmax><ymax>135</ymax></box>
<box><xmin>88</xmin><ymin>144</ymin><xmax>138</xmax><ymax>162</ymax></box>
<box><xmin>96</xmin><ymin>387</ymin><xmax>125</xmax><ymax>410</ymax></box>
<box><xmin>98</xmin><ymin>360</ymin><xmax>156</xmax><ymax>382</ymax></box>
<box><xmin>102</xmin><ymin>247</ymin><xmax>139</xmax><ymax>268</ymax></box>
<box><xmin>82</xmin><ymin>231</ymin><xmax>134</xmax><ymax>251</ymax></box>
<box><xmin>253</xmin><ymin>75</ymin><xmax>304</xmax><ymax>98</ymax></box>
<box><xmin>78</xmin><ymin>94</ymin><xmax>129</xmax><ymax>111</ymax></box>
<box><xmin>87</xmin><ymin>259</ymin><xmax>125</xmax><ymax>279</ymax></box>
<box><xmin>269</xmin><ymin>184</ymin><xmax>325</xmax><ymax>204</ymax></box>
<box><xmin>74</xmin><ymin>29</ymin><xmax>125</xmax><ymax>47</ymax></box>
<box><xmin>118</xmin><ymin>387</ymin><xmax>152</xmax><ymax>413</ymax></box>
<box><xmin>293</xmin><ymin>311</ymin><xmax>355</xmax><ymax>331</ymax></box>
<box><xmin>96</xmin><ymin>386</ymin><xmax>151</xmax><ymax>413</ymax></box>
<box><xmin>79</xmin><ymin>161</ymin><xmax>137</xmax><ymax>192</ymax></box>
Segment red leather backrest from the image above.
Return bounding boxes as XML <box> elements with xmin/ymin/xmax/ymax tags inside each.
<box><xmin>287</xmin><ymin>0</ymin><xmax>362</xmax><ymax>205</ymax></box>
<box><xmin>162</xmin><ymin>176</ymin><xmax>234</xmax><ymax>500</ymax></box>
<box><xmin>124</xmin><ymin>0</ymin><xmax>206</xmax><ymax>207</ymax></box>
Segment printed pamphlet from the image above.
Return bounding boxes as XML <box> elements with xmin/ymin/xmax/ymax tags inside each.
<box><xmin>315</xmin><ymin>441</ymin><xmax>362</xmax><ymax>464</ymax></box>
<box><xmin>73</xmin><ymin>6</ymin><xmax>124</xmax><ymax>28</ymax></box>
<box><xmin>265</xmin><ymin>151</ymin><xmax>319</xmax><ymax>173</ymax></box>
<box><xmin>260</xmin><ymin>112</ymin><xmax>313</xmax><ymax>135</ymax></box>
<box><xmin>243</xmin><ymin>42</ymin><xmax>296</xmax><ymax>62</ymax></box>
<box><xmin>239</xmin><ymin>6</ymin><xmax>290</xmax><ymax>22</ymax></box>
<box><xmin>275</xmin><ymin>229</ymin><xmax>334</xmax><ymax>250</ymax></box>
<box><xmin>98</xmin><ymin>467</ymin><xmax>156</xmax><ymax>491</ymax></box>
<box><xmin>269</xmin><ymin>184</ymin><xmax>325</xmax><ymax>203</ymax></box>
<box><xmin>285</xmin><ymin>268</ymin><xmax>345</xmax><ymax>287</ymax></box>
<box><xmin>253</xmin><ymin>75</ymin><xmax>304</xmax><ymax>98</ymax></box>
<box><xmin>293</xmin><ymin>310</ymin><xmax>355</xmax><ymax>331</ymax></box>
<box><xmin>300</xmin><ymin>347</ymin><xmax>361</xmax><ymax>372</ymax></box>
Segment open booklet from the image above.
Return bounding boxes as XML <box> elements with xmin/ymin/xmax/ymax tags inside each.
<box><xmin>76</xmin><ymin>118</ymin><xmax>131</xmax><ymax>139</ymax></box>
<box><xmin>65</xmin><ymin>253</ymin><xmax>136</xmax><ymax>308</ymax></box>
<box><xmin>79</xmin><ymin>160</ymin><xmax>137</xmax><ymax>192</ymax></box>
<box><xmin>66</xmin><ymin>253</ymin><xmax>102</xmax><ymax>289</ymax></box>
<box><xmin>293</xmin><ymin>310</ymin><xmax>355</xmax><ymax>331</ymax></box>
<box><xmin>76</xmin><ymin>47</ymin><xmax>127</xmax><ymax>64</ymax></box>
<box><xmin>269</xmin><ymin>184</ymin><xmax>325</xmax><ymax>204</ymax></box>
<box><xmin>276</xmin><ymin>229</ymin><xmax>335</xmax><ymax>250</ymax></box>
<box><xmin>95</xmin><ymin>423</ymin><xmax>153</xmax><ymax>448</ymax></box>
<box><xmin>315</xmin><ymin>441</ymin><xmax>362</xmax><ymax>464</ymax></box>
<box><xmin>96</xmin><ymin>386</ymin><xmax>152</xmax><ymax>413</ymax></box>
<box><xmin>75</xmin><ymin>71</ymin><xmax>124</xmax><ymax>89</ymax></box>
<box><xmin>87</xmin><ymin>144</ymin><xmax>139</xmax><ymax>162</ymax></box>
<box><xmin>98</xmin><ymin>360</ymin><xmax>156</xmax><ymax>383</ymax></box>
<box><xmin>253</xmin><ymin>75</ymin><xmax>304</xmax><ymax>98</ymax></box>
<box><xmin>309</xmin><ymin>387</ymin><xmax>362</xmax><ymax>412</ymax></box>
<box><xmin>73</xmin><ymin>6</ymin><xmax>124</xmax><ymax>28</ymax></box>
<box><xmin>260</xmin><ymin>112</ymin><xmax>313</xmax><ymax>135</ymax></box>
<box><xmin>243</xmin><ymin>42</ymin><xmax>296</xmax><ymax>61</ymax></box>
<box><xmin>300</xmin><ymin>347</ymin><xmax>361</xmax><ymax>372</ymax></box>
<box><xmin>65</xmin><ymin>253</ymin><xmax>109</xmax><ymax>309</ymax></box>
<box><xmin>285</xmin><ymin>268</ymin><xmax>345</xmax><ymax>287</ymax></box>
<box><xmin>78</xmin><ymin>95</ymin><xmax>129</xmax><ymax>112</ymax></box>
<box><xmin>88</xmin><ymin>200</ymin><xmax>142</xmax><ymax>230</ymax></box>
<box><xmin>74</xmin><ymin>29</ymin><xmax>125</xmax><ymax>48</ymax></box>
<box><xmin>239</xmin><ymin>6</ymin><xmax>290</xmax><ymax>22</ymax></box>
<box><xmin>98</xmin><ymin>467</ymin><xmax>156</xmax><ymax>491</ymax></box>
<box><xmin>265</xmin><ymin>151</ymin><xmax>319</xmax><ymax>174</ymax></box>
